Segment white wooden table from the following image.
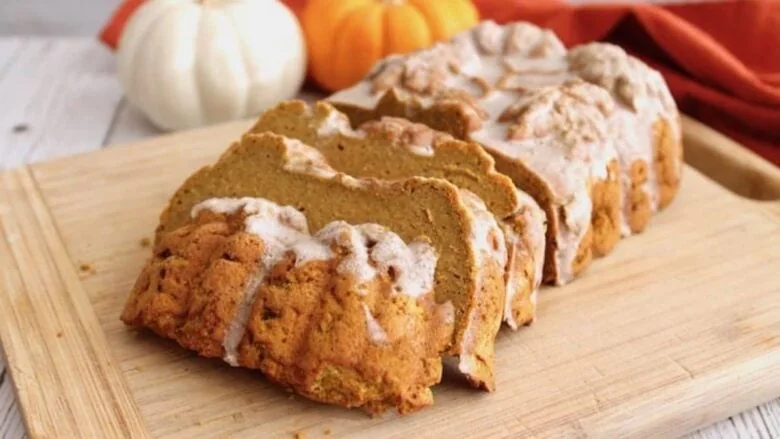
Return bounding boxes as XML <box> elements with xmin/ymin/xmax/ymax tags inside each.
<box><xmin>1</xmin><ymin>36</ymin><xmax>779</xmax><ymax>439</ymax></box>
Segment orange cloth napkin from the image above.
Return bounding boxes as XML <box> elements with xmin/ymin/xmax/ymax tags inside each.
<box><xmin>100</xmin><ymin>0</ymin><xmax>780</xmax><ymax>165</ymax></box>
<box><xmin>476</xmin><ymin>0</ymin><xmax>780</xmax><ymax>165</ymax></box>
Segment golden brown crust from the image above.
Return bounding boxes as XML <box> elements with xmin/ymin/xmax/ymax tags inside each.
<box><xmin>122</xmin><ymin>212</ymin><xmax>263</xmax><ymax>359</ymax></box>
<box><xmin>332</xmin><ymin>28</ymin><xmax>688</xmax><ymax>281</ymax></box>
<box><xmin>128</xmin><ymin>207</ymin><xmax>455</xmax><ymax>415</ymax></box>
<box><xmin>626</xmin><ymin>160</ymin><xmax>652</xmax><ymax>234</ymax></box>
<box><xmin>591</xmin><ymin>159</ymin><xmax>622</xmax><ymax>257</ymax></box>
<box><xmin>237</xmin><ymin>258</ymin><xmax>451</xmax><ymax>415</ymax></box>
<box><xmin>150</xmin><ymin>132</ymin><xmax>505</xmax><ymax>395</ymax></box>
<box><xmin>572</xmin><ymin>227</ymin><xmax>593</xmax><ymax>279</ymax></box>
<box><xmin>655</xmin><ymin>118</ymin><xmax>683</xmax><ymax>209</ymax></box>
<box><xmin>360</xmin><ymin>116</ymin><xmax>454</xmax><ymax>147</ymax></box>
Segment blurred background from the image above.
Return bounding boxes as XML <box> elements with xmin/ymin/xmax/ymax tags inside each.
<box><xmin>1</xmin><ymin>0</ymin><xmax>120</xmax><ymax>35</ymax></box>
<box><xmin>1</xmin><ymin>0</ymin><xmax>689</xmax><ymax>36</ymax></box>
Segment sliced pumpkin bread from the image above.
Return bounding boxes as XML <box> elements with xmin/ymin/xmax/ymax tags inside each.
<box><xmin>123</xmin><ymin>197</ymin><xmax>454</xmax><ymax>415</ymax></box>
<box><xmin>151</xmin><ymin>132</ymin><xmax>507</xmax><ymax>390</ymax></box>
<box><xmin>249</xmin><ymin>100</ymin><xmax>546</xmax><ymax>328</ymax></box>
<box><xmin>331</xmin><ymin>70</ymin><xmax>621</xmax><ymax>285</ymax></box>
<box><xmin>331</xmin><ymin>20</ymin><xmax>682</xmax><ymax>239</ymax></box>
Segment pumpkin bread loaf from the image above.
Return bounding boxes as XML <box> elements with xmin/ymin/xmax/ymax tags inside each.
<box><xmin>330</xmin><ymin>20</ymin><xmax>682</xmax><ymax>240</ymax></box>
<box><xmin>329</xmin><ymin>22</ymin><xmax>623</xmax><ymax>285</ymax></box>
<box><xmin>331</xmin><ymin>81</ymin><xmax>621</xmax><ymax>285</ymax></box>
<box><xmin>123</xmin><ymin>197</ymin><xmax>453</xmax><ymax>415</ymax></box>
<box><xmin>150</xmin><ymin>132</ymin><xmax>507</xmax><ymax>390</ymax></box>
<box><xmin>468</xmin><ymin>81</ymin><xmax>621</xmax><ymax>285</ymax></box>
<box><xmin>122</xmin><ymin>19</ymin><xmax>687</xmax><ymax>419</ymax></box>
<box><xmin>249</xmin><ymin>100</ymin><xmax>546</xmax><ymax>328</ymax></box>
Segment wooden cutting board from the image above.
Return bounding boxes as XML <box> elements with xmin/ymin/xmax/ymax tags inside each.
<box><xmin>0</xmin><ymin>115</ymin><xmax>778</xmax><ymax>439</ymax></box>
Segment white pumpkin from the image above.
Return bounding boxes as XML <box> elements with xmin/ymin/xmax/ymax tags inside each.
<box><xmin>117</xmin><ymin>0</ymin><xmax>307</xmax><ymax>131</ymax></box>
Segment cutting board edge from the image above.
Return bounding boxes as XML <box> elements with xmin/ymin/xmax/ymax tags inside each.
<box><xmin>0</xmin><ymin>166</ymin><xmax>150</xmax><ymax>439</ymax></box>
<box><xmin>571</xmin><ymin>348</ymin><xmax>780</xmax><ymax>438</ymax></box>
<box><xmin>681</xmin><ymin>115</ymin><xmax>780</xmax><ymax>204</ymax></box>
<box><xmin>0</xmin><ymin>114</ymin><xmax>778</xmax><ymax>437</ymax></box>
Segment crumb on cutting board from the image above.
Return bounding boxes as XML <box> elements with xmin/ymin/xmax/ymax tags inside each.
<box><xmin>140</xmin><ymin>237</ymin><xmax>151</xmax><ymax>248</ymax></box>
<box><xmin>78</xmin><ymin>263</ymin><xmax>96</xmax><ymax>277</ymax></box>
<box><xmin>323</xmin><ymin>427</ymin><xmax>332</xmax><ymax>436</ymax></box>
<box><xmin>293</xmin><ymin>432</ymin><xmax>306</xmax><ymax>439</ymax></box>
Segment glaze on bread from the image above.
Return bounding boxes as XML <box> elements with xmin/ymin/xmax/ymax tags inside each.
<box><xmin>567</xmin><ymin>43</ymin><xmax>683</xmax><ymax>233</ymax></box>
<box><xmin>123</xmin><ymin>198</ymin><xmax>452</xmax><ymax>415</ymax></box>
<box><xmin>250</xmin><ymin>100</ymin><xmax>546</xmax><ymax>328</ymax></box>
<box><xmin>151</xmin><ymin>133</ymin><xmax>506</xmax><ymax>390</ymax></box>
<box><xmin>329</xmin><ymin>20</ymin><xmax>683</xmax><ymax>282</ymax></box>
<box><xmin>123</xmin><ymin>19</ymin><xmax>685</xmax><ymax>418</ymax></box>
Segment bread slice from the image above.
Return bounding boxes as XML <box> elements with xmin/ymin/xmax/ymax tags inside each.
<box><xmin>123</xmin><ymin>198</ymin><xmax>453</xmax><ymax>415</ymax></box>
<box><xmin>250</xmin><ymin>100</ymin><xmax>520</xmax><ymax>219</ymax></box>
<box><xmin>330</xmin><ymin>42</ymin><xmax>622</xmax><ymax>285</ymax></box>
<box><xmin>500</xmin><ymin>189</ymin><xmax>546</xmax><ymax>328</ymax></box>
<box><xmin>152</xmin><ymin>132</ymin><xmax>507</xmax><ymax>390</ymax></box>
<box><xmin>249</xmin><ymin>100</ymin><xmax>546</xmax><ymax>328</ymax></box>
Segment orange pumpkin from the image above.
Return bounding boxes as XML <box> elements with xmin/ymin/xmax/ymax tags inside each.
<box><xmin>302</xmin><ymin>0</ymin><xmax>480</xmax><ymax>92</ymax></box>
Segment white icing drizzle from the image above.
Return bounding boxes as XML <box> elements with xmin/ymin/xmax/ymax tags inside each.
<box><xmin>327</xmin><ymin>23</ymin><xmax>615</xmax><ymax>284</ymax></box>
<box><xmin>612</xmin><ymin>106</ymin><xmax>654</xmax><ymax>236</ymax></box>
<box><xmin>316</xmin><ymin>221</ymin><xmax>438</xmax><ymax>298</ymax></box>
<box><xmin>330</xmin><ymin>21</ymin><xmax>682</xmax><ymax>272</ymax></box>
<box><xmin>460</xmin><ymin>190</ymin><xmax>508</xmax><ymax>267</ymax></box>
<box><xmin>282</xmin><ymin>138</ymin><xmax>339</xmax><ymax>179</ymax></box>
<box><xmin>280</xmin><ymin>138</ymin><xmax>368</xmax><ymax>190</ymax></box>
<box><xmin>191</xmin><ymin>197</ymin><xmax>441</xmax><ymax>356</ymax></box>
<box><xmin>568</xmin><ymin>43</ymin><xmax>682</xmax><ymax>233</ymax></box>
<box><xmin>316</xmin><ymin>107</ymin><xmax>358</xmax><ymax>138</ymax></box>
<box><xmin>318</xmin><ymin>222</ymin><xmax>377</xmax><ymax>285</ymax></box>
<box><xmin>356</xmin><ymin>117</ymin><xmax>445</xmax><ymax>158</ymax></box>
<box><xmin>456</xmin><ymin>189</ymin><xmax>507</xmax><ymax>374</ymax></box>
<box><xmin>468</xmin><ymin>84</ymin><xmax>608</xmax><ymax>285</ymax></box>
<box><xmin>191</xmin><ymin>198</ymin><xmax>332</xmax><ymax>366</ymax></box>
<box><xmin>329</xmin><ymin>21</ymin><xmax>568</xmax><ymax>112</ymax></box>
<box><xmin>439</xmin><ymin>300</ymin><xmax>456</xmax><ymax>326</ymax></box>
<box><xmin>405</xmin><ymin>143</ymin><xmax>435</xmax><ymax>157</ymax></box>
<box><xmin>361</xmin><ymin>303</ymin><xmax>389</xmax><ymax>345</ymax></box>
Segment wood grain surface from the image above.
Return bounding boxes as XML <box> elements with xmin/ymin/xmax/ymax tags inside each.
<box><xmin>0</xmin><ymin>37</ymin><xmax>778</xmax><ymax>439</ymax></box>
<box><xmin>0</xmin><ymin>106</ymin><xmax>778</xmax><ymax>437</ymax></box>
<box><xmin>0</xmin><ymin>168</ymin><xmax>149</xmax><ymax>438</ymax></box>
